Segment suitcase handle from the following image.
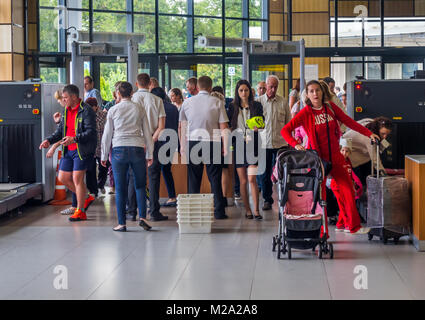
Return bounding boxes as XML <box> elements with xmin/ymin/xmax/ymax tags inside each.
<box><xmin>371</xmin><ymin>139</ymin><xmax>381</xmax><ymax>179</ymax></box>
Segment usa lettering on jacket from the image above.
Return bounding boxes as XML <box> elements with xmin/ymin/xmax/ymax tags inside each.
<box><xmin>314</xmin><ymin>113</ymin><xmax>334</xmax><ymax>125</ymax></box>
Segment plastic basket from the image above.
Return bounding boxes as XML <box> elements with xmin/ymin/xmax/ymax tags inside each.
<box><xmin>177</xmin><ymin>205</ymin><xmax>214</xmax><ymax>215</ymax></box>
<box><xmin>178</xmin><ymin>218</ymin><xmax>214</xmax><ymax>234</ymax></box>
<box><xmin>177</xmin><ymin>194</ymin><xmax>214</xmax><ymax>206</ymax></box>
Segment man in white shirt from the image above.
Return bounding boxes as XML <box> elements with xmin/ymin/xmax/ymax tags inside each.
<box><xmin>179</xmin><ymin>76</ymin><xmax>229</xmax><ymax>219</ymax></box>
<box><xmin>132</xmin><ymin>73</ymin><xmax>167</xmax><ymax>221</ymax></box>
<box><xmin>256</xmin><ymin>75</ymin><xmax>291</xmax><ymax>210</ymax></box>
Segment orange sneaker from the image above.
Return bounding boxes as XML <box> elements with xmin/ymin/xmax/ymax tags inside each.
<box><xmin>69</xmin><ymin>208</ymin><xmax>87</xmax><ymax>221</ymax></box>
<box><xmin>84</xmin><ymin>195</ymin><xmax>95</xmax><ymax>211</ymax></box>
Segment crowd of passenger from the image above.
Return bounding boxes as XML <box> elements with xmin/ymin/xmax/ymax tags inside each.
<box><xmin>39</xmin><ymin>73</ymin><xmax>392</xmax><ymax>234</ymax></box>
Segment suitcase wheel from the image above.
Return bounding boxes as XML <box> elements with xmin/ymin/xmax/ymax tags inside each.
<box><xmin>368</xmin><ymin>233</ymin><xmax>373</xmax><ymax>241</ymax></box>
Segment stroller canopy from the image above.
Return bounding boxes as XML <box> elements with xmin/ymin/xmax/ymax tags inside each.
<box><xmin>276</xmin><ymin>149</ymin><xmax>324</xmax><ymax>181</ymax></box>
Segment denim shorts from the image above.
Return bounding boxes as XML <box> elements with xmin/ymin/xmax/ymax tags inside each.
<box><xmin>59</xmin><ymin>149</ymin><xmax>89</xmax><ymax>172</ymax></box>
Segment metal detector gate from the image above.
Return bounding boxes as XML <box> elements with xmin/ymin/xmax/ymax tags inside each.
<box><xmin>243</xmin><ymin>39</ymin><xmax>305</xmax><ymax>101</ymax></box>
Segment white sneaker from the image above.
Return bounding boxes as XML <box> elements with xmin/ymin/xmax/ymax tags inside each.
<box><xmin>350</xmin><ymin>227</ymin><xmax>371</xmax><ymax>235</ymax></box>
<box><xmin>61</xmin><ymin>207</ymin><xmax>75</xmax><ymax>215</ymax></box>
<box><xmin>344</xmin><ymin>228</ymin><xmax>351</xmax><ymax>233</ymax></box>
<box><xmin>335</xmin><ymin>227</ymin><xmax>345</xmax><ymax>232</ymax></box>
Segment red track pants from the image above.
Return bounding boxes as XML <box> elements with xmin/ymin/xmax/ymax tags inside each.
<box><xmin>329</xmin><ymin>162</ymin><xmax>362</xmax><ymax>233</ymax></box>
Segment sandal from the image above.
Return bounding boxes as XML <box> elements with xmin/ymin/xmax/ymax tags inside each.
<box><xmin>245</xmin><ymin>213</ymin><xmax>254</xmax><ymax>219</ymax></box>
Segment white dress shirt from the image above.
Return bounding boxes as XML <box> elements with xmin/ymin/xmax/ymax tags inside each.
<box><xmin>101</xmin><ymin>99</ymin><xmax>154</xmax><ymax>161</ymax></box>
<box><xmin>256</xmin><ymin>94</ymin><xmax>291</xmax><ymax>149</ymax></box>
<box><xmin>179</xmin><ymin>91</ymin><xmax>229</xmax><ymax>142</ymax></box>
<box><xmin>132</xmin><ymin>88</ymin><xmax>166</xmax><ymax>135</ymax></box>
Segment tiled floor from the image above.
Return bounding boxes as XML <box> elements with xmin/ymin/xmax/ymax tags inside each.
<box><xmin>0</xmin><ymin>192</ymin><xmax>423</xmax><ymax>300</ymax></box>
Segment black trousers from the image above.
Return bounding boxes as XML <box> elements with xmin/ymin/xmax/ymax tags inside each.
<box><xmin>86</xmin><ymin>157</ymin><xmax>98</xmax><ymax>196</ymax></box>
<box><xmin>97</xmin><ymin>157</ymin><xmax>109</xmax><ymax>189</ymax></box>
<box><xmin>148</xmin><ymin>142</ymin><xmax>162</xmax><ymax>217</ymax></box>
<box><xmin>188</xmin><ymin>141</ymin><xmax>226</xmax><ymax>218</ymax></box>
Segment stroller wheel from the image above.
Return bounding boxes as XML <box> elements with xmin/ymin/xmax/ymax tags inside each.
<box><xmin>277</xmin><ymin>239</ymin><xmax>282</xmax><ymax>259</ymax></box>
<box><xmin>287</xmin><ymin>245</ymin><xmax>292</xmax><ymax>259</ymax></box>
<box><xmin>318</xmin><ymin>245</ymin><xmax>323</xmax><ymax>259</ymax></box>
<box><xmin>272</xmin><ymin>237</ymin><xmax>277</xmax><ymax>252</ymax></box>
<box><xmin>368</xmin><ymin>233</ymin><xmax>373</xmax><ymax>241</ymax></box>
<box><xmin>329</xmin><ymin>243</ymin><xmax>334</xmax><ymax>259</ymax></box>
<box><xmin>312</xmin><ymin>245</ymin><xmax>316</xmax><ymax>252</ymax></box>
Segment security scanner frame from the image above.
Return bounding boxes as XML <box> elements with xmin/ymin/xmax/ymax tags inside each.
<box><xmin>347</xmin><ymin>79</ymin><xmax>425</xmax><ymax>168</ymax></box>
<box><xmin>242</xmin><ymin>39</ymin><xmax>305</xmax><ymax>103</ymax></box>
<box><xmin>0</xmin><ymin>82</ymin><xmax>63</xmax><ymax>216</ymax></box>
<box><xmin>70</xmin><ymin>32</ymin><xmax>145</xmax><ymax>93</ymax></box>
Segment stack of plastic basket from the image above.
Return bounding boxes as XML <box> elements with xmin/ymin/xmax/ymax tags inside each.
<box><xmin>177</xmin><ymin>194</ymin><xmax>214</xmax><ymax>234</ymax></box>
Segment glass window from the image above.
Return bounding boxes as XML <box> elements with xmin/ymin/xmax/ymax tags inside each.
<box><xmin>93</xmin><ymin>0</ymin><xmax>126</xmax><ymax>11</ymax></box>
<box><xmin>194</xmin><ymin>0</ymin><xmax>222</xmax><ymax>17</ymax></box>
<box><xmin>195</xmin><ymin>18</ymin><xmax>222</xmax><ymax>52</ymax></box>
<box><xmin>384</xmin><ymin>19</ymin><xmax>425</xmax><ymax>46</ymax></box>
<box><xmin>93</xmin><ymin>12</ymin><xmax>127</xmax><ymax>33</ymax></box>
<box><xmin>249</xmin><ymin>0</ymin><xmax>263</xmax><ymax>19</ymax></box>
<box><xmin>39</xmin><ymin>0</ymin><xmax>58</xmax><ymax>7</ymax></box>
<box><xmin>197</xmin><ymin>64</ymin><xmax>223</xmax><ymax>87</ymax></box>
<box><xmin>249</xmin><ymin>20</ymin><xmax>263</xmax><ymax>39</ymax></box>
<box><xmin>385</xmin><ymin>63</ymin><xmax>423</xmax><ymax>79</ymax></box>
<box><xmin>40</xmin><ymin>67</ymin><xmax>67</xmax><ymax>83</ymax></box>
<box><xmin>158</xmin><ymin>0</ymin><xmax>187</xmax><ymax>14</ymax></box>
<box><xmin>67</xmin><ymin>10</ymin><xmax>90</xmax><ymax>49</ymax></box>
<box><xmin>99</xmin><ymin>63</ymin><xmax>127</xmax><ymax>101</ymax></box>
<box><xmin>225</xmin><ymin>0</ymin><xmax>242</xmax><ymax>18</ymax></box>
<box><xmin>225</xmin><ymin>64</ymin><xmax>242</xmax><ymax>98</ymax></box>
<box><xmin>225</xmin><ymin>19</ymin><xmax>242</xmax><ymax>52</ymax></box>
<box><xmin>135</xmin><ymin>0</ymin><xmax>156</xmax><ymax>13</ymax></box>
<box><xmin>159</xmin><ymin>16</ymin><xmax>188</xmax><ymax>53</ymax></box>
<box><xmin>337</xmin><ymin>18</ymin><xmax>381</xmax><ymax>47</ymax></box>
<box><xmin>40</xmin><ymin>9</ymin><xmax>58</xmax><ymax>52</ymax></box>
<box><xmin>171</xmin><ymin>70</ymin><xmax>191</xmax><ymax>94</ymax></box>
<box><xmin>134</xmin><ymin>14</ymin><xmax>156</xmax><ymax>53</ymax></box>
<box><xmin>67</xmin><ymin>0</ymin><xmax>89</xmax><ymax>9</ymax></box>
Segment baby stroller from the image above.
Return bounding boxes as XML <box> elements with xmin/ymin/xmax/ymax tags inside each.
<box><xmin>272</xmin><ymin>149</ymin><xmax>334</xmax><ymax>259</ymax></box>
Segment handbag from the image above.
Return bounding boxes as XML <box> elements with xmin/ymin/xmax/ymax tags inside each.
<box><xmin>314</xmin><ymin>104</ymin><xmax>333</xmax><ymax>176</ymax></box>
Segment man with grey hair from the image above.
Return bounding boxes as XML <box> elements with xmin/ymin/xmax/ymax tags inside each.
<box><xmin>256</xmin><ymin>75</ymin><xmax>291</xmax><ymax>211</ymax></box>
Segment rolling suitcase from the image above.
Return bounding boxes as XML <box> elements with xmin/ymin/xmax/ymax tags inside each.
<box><xmin>366</xmin><ymin>141</ymin><xmax>411</xmax><ymax>244</ymax></box>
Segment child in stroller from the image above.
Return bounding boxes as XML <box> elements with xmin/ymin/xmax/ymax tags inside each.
<box><xmin>272</xmin><ymin>149</ymin><xmax>334</xmax><ymax>259</ymax></box>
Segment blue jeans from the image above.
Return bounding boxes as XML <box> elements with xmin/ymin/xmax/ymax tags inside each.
<box><xmin>111</xmin><ymin>147</ymin><xmax>147</xmax><ymax>225</ymax></box>
<box><xmin>259</xmin><ymin>148</ymin><xmax>279</xmax><ymax>204</ymax></box>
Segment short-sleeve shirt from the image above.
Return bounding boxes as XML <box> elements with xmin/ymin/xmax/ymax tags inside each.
<box><xmin>179</xmin><ymin>91</ymin><xmax>229</xmax><ymax>142</ymax></box>
<box><xmin>256</xmin><ymin>94</ymin><xmax>291</xmax><ymax>149</ymax></box>
<box><xmin>132</xmin><ymin>88</ymin><xmax>166</xmax><ymax>135</ymax></box>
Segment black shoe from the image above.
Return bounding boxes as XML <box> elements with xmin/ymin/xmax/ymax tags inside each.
<box><xmin>139</xmin><ymin>219</ymin><xmax>152</xmax><ymax>231</ymax></box>
<box><xmin>113</xmin><ymin>225</ymin><xmax>127</xmax><ymax>232</ymax></box>
<box><xmin>262</xmin><ymin>202</ymin><xmax>272</xmax><ymax>211</ymax></box>
<box><xmin>150</xmin><ymin>214</ymin><xmax>168</xmax><ymax>221</ymax></box>
<box><xmin>215</xmin><ymin>214</ymin><xmax>229</xmax><ymax>220</ymax></box>
<box><xmin>245</xmin><ymin>214</ymin><xmax>254</xmax><ymax>219</ymax></box>
<box><xmin>254</xmin><ymin>213</ymin><xmax>263</xmax><ymax>220</ymax></box>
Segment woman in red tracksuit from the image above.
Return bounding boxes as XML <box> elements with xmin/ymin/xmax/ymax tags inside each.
<box><xmin>281</xmin><ymin>80</ymin><xmax>380</xmax><ymax>234</ymax></box>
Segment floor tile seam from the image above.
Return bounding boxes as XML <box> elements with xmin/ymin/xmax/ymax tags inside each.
<box><xmin>4</xmin><ymin>237</ymin><xmax>88</xmax><ymax>299</ymax></box>
<box><xmin>167</xmin><ymin>235</ymin><xmax>205</xmax><ymax>300</ymax></box>
<box><xmin>85</xmin><ymin>243</ymin><xmax>141</xmax><ymax>300</ymax></box>
<box><xmin>248</xmin><ymin>229</ymin><xmax>262</xmax><ymax>300</ymax></box>
<box><xmin>382</xmin><ymin>245</ymin><xmax>416</xmax><ymax>300</ymax></box>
